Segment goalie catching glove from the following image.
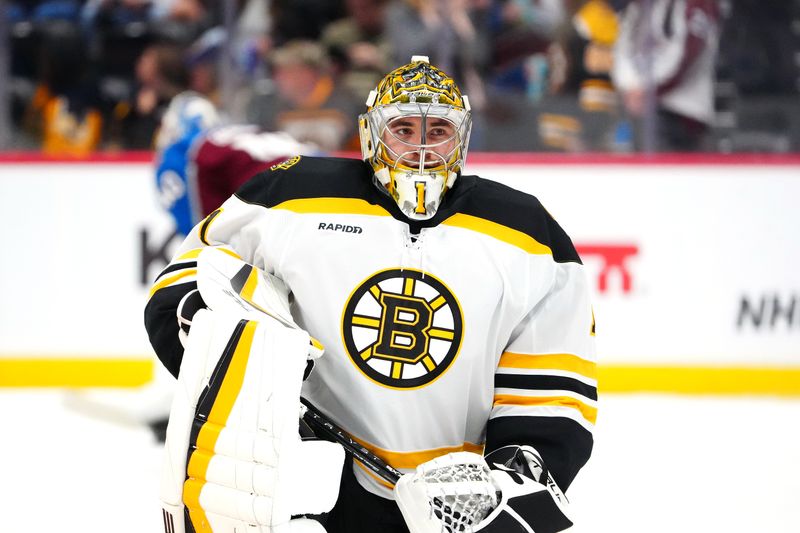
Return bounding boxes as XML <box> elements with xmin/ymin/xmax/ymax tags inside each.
<box><xmin>395</xmin><ymin>447</ymin><xmax>572</xmax><ymax>533</ymax></box>
<box><xmin>161</xmin><ymin>247</ymin><xmax>343</xmax><ymax>533</ymax></box>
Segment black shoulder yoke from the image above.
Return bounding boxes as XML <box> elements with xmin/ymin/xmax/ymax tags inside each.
<box><xmin>454</xmin><ymin>175</ymin><xmax>582</xmax><ymax>264</ymax></box>
<box><xmin>235</xmin><ymin>156</ymin><xmax>375</xmax><ymax>208</ymax></box>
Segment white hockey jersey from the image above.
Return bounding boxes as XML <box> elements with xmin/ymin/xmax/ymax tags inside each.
<box><xmin>145</xmin><ymin>156</ymin><xmax>597</xmax><ymax>499</ymax></box>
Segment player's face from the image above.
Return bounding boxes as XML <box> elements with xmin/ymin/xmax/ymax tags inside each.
<box><xmin>382</xmin><ymin>116</ymin><xmax>457</xmax><ymax>168</ymax></box>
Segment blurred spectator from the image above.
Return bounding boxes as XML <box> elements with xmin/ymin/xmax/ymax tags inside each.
<box><xmin>612</xmin><ymin>0</ymin><xmax>721</xmax><ymax>151</ymax></box>
<box><xmin>105</xmin><ymin>41</ymin><xmax>190</xmax><ymax>149</ymax></box>
<box><xmin>538</xmin><ymin>0</ymin><xmax>621</xmax><ymax>151</ymax></box>
<box><xmin>384</xmin><ymin>0</ymin><xmax>491</xmax><ymax>109</ymax></box>
<box><xmin>245</xmin><ymin>40</ymin><xmax>361</xmax><ymax>151</ymax></box>
<box><xmin>23</xmin><ymin>19</ymin><xmax>104</xmax><ymax>155</ymax></box>
<box><xmin>488</xmin><ymin>0</ymin><xmax>566</xmax><ymax>89</ymax></box>
<box><xmin>712</xmin><ymin>0</ymin><xmax>800</xmax><ymax>152</ymax></box>
<box><xmin>320</xmin><ymin>0</ymin><xmax>392</xmax><ymax>98</ymax></box>
<box><xmin>269</xmin><ymin>0</ymin><xmax>346</xmax><ymax>45</ymax></box>
<box><xmin>81</xmin><ymin>0</ymin><xmax>209</xmax><ymax>28</ymax></box>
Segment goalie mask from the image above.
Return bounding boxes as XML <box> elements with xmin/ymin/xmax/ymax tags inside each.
<box><xmin>359</xmin><ymin>56</ymin><xmax>472</xmax><ymax>220</ymax></box>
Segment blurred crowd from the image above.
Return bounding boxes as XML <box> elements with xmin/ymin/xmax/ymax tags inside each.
<box><xmin>3</xmin><ymin>0</ymin><xmax>799</xmax><ymax>155</ymax></box>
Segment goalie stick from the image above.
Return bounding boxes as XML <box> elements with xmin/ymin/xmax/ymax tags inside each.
<box><xmin>299</xmin><ymin>400</ymin><xmax>499</xmax><ymax>533</ymax></box>
<box><xmin>299</xmin><ymin>397</ymin><xmax>402</xmax><ymax>485</ymax></box>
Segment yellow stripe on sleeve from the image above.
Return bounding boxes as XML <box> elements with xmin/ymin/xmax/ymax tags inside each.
<box><xmin>499</xmin><ymin>352</ymin><xmax>597</xmax><ymax>380</ymax></box>
<box><xmin>176</xmin><ymin>248</ymin><xmax>204</xmax><ymax>260</ymax></box>
<box><xmin>442</xmin><ymin>213</ymin><xmax>553</xmax><ymax>255</ymax></box>
<box><xmin>148</xmin><ymin>268</ymin><xmax>197</xmax><ymax>298</ymax></box>
<box><xmin>350</xmin><ymin>436</ymin><xmax>484</xmax><ymax>471</ymax></box>
<box><xmin>354</xmin><ymin>459</ymin><xmax>397</xmax><ymax>489</ymax></box>
<box><xmin>493</xmin><ymin>394</ymin><xmax>598</xmax><ymax>425</ymax></box>
<box><xmin>177</xmin><ymin>245</ymin><xmax>241</xmax><ymax>262</ymax></box>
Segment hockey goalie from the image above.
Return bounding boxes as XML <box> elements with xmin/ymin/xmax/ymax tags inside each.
<box><xmin>148</xmin><ymin>56</ymin><xmax>596</xmax><ymax>533</ymax></box>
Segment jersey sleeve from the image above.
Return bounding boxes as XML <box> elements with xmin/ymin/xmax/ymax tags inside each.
<box><xmin>143</xmin><ymin>174</ymin><xmax>277</xmax><ymax>378</ymax></box>
<box><xmin>486</xmin><ymin>214</ymin><xmax>596</xmax><ymax>491</ymax></box>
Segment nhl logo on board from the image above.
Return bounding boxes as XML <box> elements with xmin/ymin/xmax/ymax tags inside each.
<box><xmin>341</xmin><ymin>268</ymin><xmax>463</xmax><ymax>389</ymax></box>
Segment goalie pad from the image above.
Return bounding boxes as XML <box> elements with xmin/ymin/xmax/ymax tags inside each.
<box><xmin>395</xmin><ymin>449</ymin><xmax>573</xmax><ymax>533</ymax></box>
<box><xmin>160</xmin><ymin>308</ymin><xmax>344</xmax><ymax>533</ymax></box>
<box><xmin>194</xmin><ymin>246</ymin><xmax>324</xmax><ymax>359</ymax></box>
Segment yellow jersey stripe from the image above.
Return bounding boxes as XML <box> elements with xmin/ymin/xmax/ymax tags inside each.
<box><xmin>148</xmin><ymin>268</ymin><xmax>197</xmax><ymax>298</ymax></box>
<box><xmin>442</xmin><ymin>213</ymin><xmax>553</xmax><ymax>255</ymax></box>
<box><xmin>354</xmin><ymin>460</ymin><xmax>396</xmax><ymax>489</ymax></box>
<box><xmin>272</xmin><ymin>197</ymin><xmax>391</xmax><ymax>216</ymax></box>
<box><xmin>499</xmin><ymin>352</ymin><xmax>597</xmax><ymax>380</ymax></box>
<box><xmin>311</xmin><ymin>337</ymin><xmax>324</xmax><ymax>351</ymax></box>
<box><xmin>177</xmin><ymin>246</ymin><xmax>241</xmax><ymax>262</ymax></box>
<box><xmin>493</xmin><ymin>394</ymin><xmax>598</xmax><ymax>425</ymax></box>
<box><xmin>351</xmin><ymin>435</ymin><xmax>484</xmax><ymax>470</ymax></box>
<box><xmin>185</xmin><ymin>321</ymin><xmax>257</xmax><ymax>531</ymax></box>
<box><xmin>177</xmin><ymin>248</ymin><xmax>204</xmax><ymax>260</ymax></box>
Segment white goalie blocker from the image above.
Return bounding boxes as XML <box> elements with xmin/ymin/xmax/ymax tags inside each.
<box><xmin>161</xmin><ymin>247</ymin><xmax>344</xmax><ymax>533</ymax></box>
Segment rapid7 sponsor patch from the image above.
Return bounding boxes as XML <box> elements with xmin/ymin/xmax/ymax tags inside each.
<box><xmin>318</xmin><ymin>222</ymin><xmax>363</xmax><ymax>234</ymax></box>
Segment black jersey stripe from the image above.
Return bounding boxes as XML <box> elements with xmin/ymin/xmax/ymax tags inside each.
<box><xmin>199</xmin><ymin>208</ymin><xmax>222</xmax><ymax>245</ymax></box>
<box><xmin>236</xmin><ymin>157</ymin><xmax>377</xmax><ymax>208</ymax></box>
<box><xmin>155</xmin><ymin>261</ymin><xmax>198</xmax><ymax>282</ymax></box>
<box><xmin>486</xmin><ymin>415</ymin><xmax>593</xmax><ymax>491</ymax></box>
<box><xmin>144</xmin><ymin>282</ymin><xmax>199</xmax><ymax>378</ymax></box>
<box><xmin>453</xmin><ymin>176</ymin><xmax>581</xmax><ymax>264</ymax></box>
<box><xmin>495</xmin><ymin>374</ymin><xmax>598</xmax><ymax>401</ymax></box>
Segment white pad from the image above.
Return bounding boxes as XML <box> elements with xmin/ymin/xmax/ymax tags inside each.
<box><xmin>195</xmin><ymin>246</ymin><xmax>324</xmax><ymax>359</ymax></box>
<box><xmin>160</xmin><ymin>308</ymin><xmax>344</xmax><ymax>532</ymax></box>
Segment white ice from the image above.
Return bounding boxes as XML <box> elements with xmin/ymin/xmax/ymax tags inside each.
<box><xmin>2</xmin><ymin>391</ymin><xmax>798</xmax><ymax>533</ymax></box>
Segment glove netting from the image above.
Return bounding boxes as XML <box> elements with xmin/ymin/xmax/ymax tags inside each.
<box><xmin>421</xmin><ymin>461</ymin><xmax>499</xmax><ymax>533</ymax></box>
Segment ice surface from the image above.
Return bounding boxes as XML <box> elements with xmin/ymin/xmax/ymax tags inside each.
<box><xmin>2</xmin><ymin>391</ymin><xmax>798</xmax><ymax>533</ymax></box>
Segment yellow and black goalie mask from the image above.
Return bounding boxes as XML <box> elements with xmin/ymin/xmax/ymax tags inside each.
<box><xmin>359</xmin><ymin>56</ymin><xmax>472</xmax><ymax>220</ymax></box>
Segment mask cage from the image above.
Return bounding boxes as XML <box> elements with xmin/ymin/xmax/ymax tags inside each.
<box><xmin>365</xmin><ymin>102</ymin><xmax>472</xmax><ymax>178</ymax></box>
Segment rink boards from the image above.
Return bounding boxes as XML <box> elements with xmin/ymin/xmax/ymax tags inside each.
<box><xmin>1</xmin><ymin>153</ymin><xmax>798</xmax><ymax>393</ymax></box>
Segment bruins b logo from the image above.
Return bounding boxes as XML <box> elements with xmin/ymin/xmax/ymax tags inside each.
<box><xmin>342</xmin><ymin>269</ymin><xmax>463</xmax><ymax>389</ymax></box>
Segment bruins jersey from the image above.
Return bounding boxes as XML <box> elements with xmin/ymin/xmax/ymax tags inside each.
<box><xmin>145</xmin><ymin>156</ymin><xmax>597</xmax><ymax>499</ymax></box>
